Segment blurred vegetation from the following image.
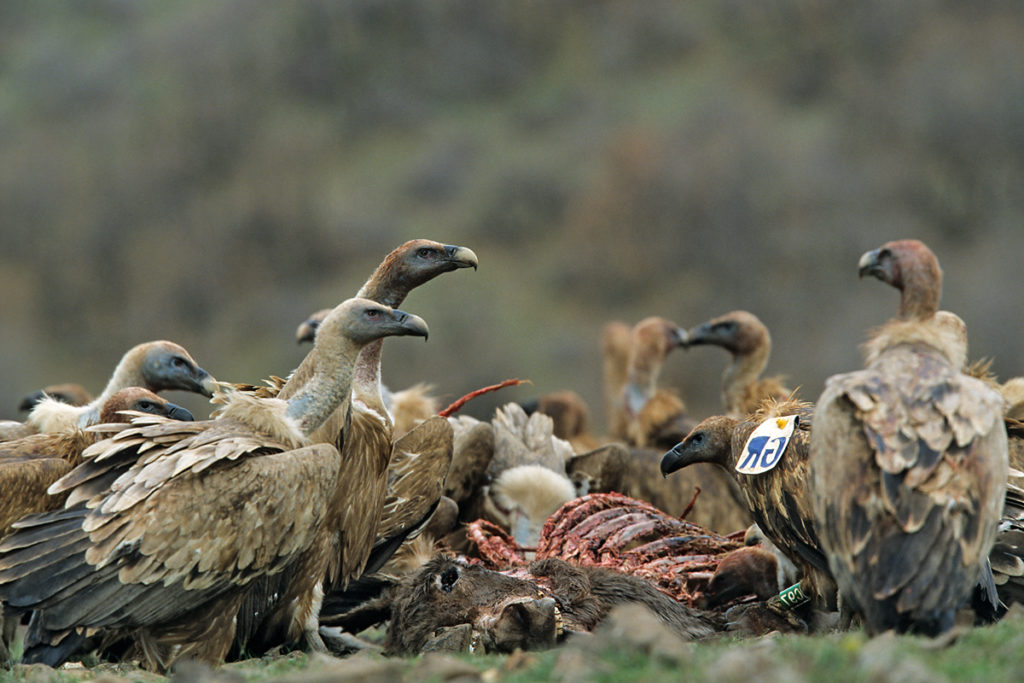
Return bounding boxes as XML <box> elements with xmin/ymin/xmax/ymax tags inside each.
<box><xmin>2</xmin><ymin>0</ymin><xmax>1023</xmax><ymax>425</ymax></box>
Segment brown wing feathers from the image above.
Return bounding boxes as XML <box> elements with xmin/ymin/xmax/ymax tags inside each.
<box><xmin>0</xmin><ymin>297</ymin><xmax>430</xmax><ymax>670</ymax></box>
<box><xmin>810</xmin><ymin>240</ymin><xmax>1008</xmax><ymax>635</ymax></box>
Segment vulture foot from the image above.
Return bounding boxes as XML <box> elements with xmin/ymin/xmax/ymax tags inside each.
<box><xmin>724</xmin><ymin>599</ymin><xmax>809</xmax><ymax>636</ymax></box>
<box><xmin>303</xmin><ymin>628</ymin><xmax>330</xmax><ymax>656</ymax></box>
<box><xmin>765</xmin><ymin>594</ymin><xmax>811</xmax><ymax>632</ymax></box>
<box><xmin>318</xmin><ymin>626</ymin><xmax>383</xmax><ymax>656</ymax></box>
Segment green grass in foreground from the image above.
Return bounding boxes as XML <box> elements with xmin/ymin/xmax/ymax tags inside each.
<box><xmin>5</xmin><ymin>610</ymin><xmax>1024</xmax><ymax>682</ymax></box>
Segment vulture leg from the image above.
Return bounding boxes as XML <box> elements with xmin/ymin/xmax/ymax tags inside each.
<box><xmin>0</xmin><ymin>623</ymin><xmax>9</xmax><ymax>665</ymax></box>
<box><xmin>303</xmin><ymin>627</ymin><xmax>329</xmax><ymax>656</ymax></box>
<box><xmin>318</xmin><ymin>626</ymin><xmax>383</xmax><ymax>656</ymax></box>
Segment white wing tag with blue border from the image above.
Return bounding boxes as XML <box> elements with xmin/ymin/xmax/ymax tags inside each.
<box><xmin>735</xmin><ymin>415</ymin><xmax>798</xmax><ymax>475</ymax></box>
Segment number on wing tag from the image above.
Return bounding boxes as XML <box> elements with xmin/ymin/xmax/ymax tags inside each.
<box><xmin>735</xmin><ymin>415</ymin><xmax>798</xmax><ymax>475</ymax></box>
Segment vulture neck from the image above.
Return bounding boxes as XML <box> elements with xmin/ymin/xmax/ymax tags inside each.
<box><xmin>278</xmin><ymin>269</ymin><xmax>407</xmax><ymax>402</ymax></box>
<box><xmin>285</xmin><ymin>341</ymin><xmax>360</xmax><ymax>437</ymax></box>
<box><xmin>356</xmin><ymin>274</ymin><xmax>407</xmax><ymax>310</ymax></box>
<box><xmin>897</xmin><ymin>269</ymin><xmax>941</xmax><ymax>321</ymax></box>
<box><xmin>624</xmin><ymin>348</ymin><xmax>662</xmax><ymax>415</ymax></box>
<box><xmin>352</xmin><ymin>266</ymin><xmax>405</xmax><ymax>411</ymax></box>
<box><xmin>601</xmin><ymin>323</ymin><xmax>632</xmax><ymax>437</ymax></box>
<box><xmin>722</xmin><ymin>340</ymin><xmax>770</xmax><ymax>417</ymax></box>
<box><xmin>351</xmin><ymin>340</ymin><xmax>388</xmax><ymax>414</ymax></box>
<box><xmin>92</xmin><ymin>348</ymin><xmax>148</xmax><ymax>409</ymax></box>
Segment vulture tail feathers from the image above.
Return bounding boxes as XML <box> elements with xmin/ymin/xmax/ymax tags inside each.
<box><xmin>894</xmin><ymin>520</ymin><xmax>957</xmax><ymax>614</ymax></box>
<box><xmin>971</xmin><ymin>561</ymin><xmax>1003</xmax><ymax>623</ymax></box>
<box><xmin>872</xmin><ymin>506</ymin><xmax>943</xmax><ymax>601</ymax></box>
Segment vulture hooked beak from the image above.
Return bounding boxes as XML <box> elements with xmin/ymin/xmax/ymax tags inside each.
<box><xmin>661</xmin><ymin>437</ymin><xmax>712</xmax><ymax>477</ymax></box>
<box><xmin>296</xmin><ymin>308</ymin><xmax>331</xmax><ymax>344</ymax></box>
<box><xmin>857</xmin><ymin>247</ymin><xmax>888</xmax><ymax>281</ymax></box>
<box><xmin>660</xmin><ymin>441</ymin><xmax>689</xmax><ymax>477</ymax></box>
<box><xmin>296</xmin><ymin>323</ymin><xmax>316</xmax><ymax>345</ymax></box>
<box><xmin>661</xmin><ymin>419</ymin><xmax>732</xmax><ymax>476</ymax></box>
<box><xmin>296</xmin><ymin>320</ymin><xmax>319</xmax><ymax>344</ymax></box>
<box><xmin>683</xmin><ymin>322</ymin><xmax>715</xmax><ymax>348</ymax></box>
<box><xmin>165</xmin><ymin>402</ymin><xmax>196</xmax><ymax>422</ymax></box>
<box><xmin>445</xmin><ymin>245</ymin><xmax>479</xmax><ymax>271</ymax></box>
<box><xmin>669</xmin><ymin>325</ymin><xmax>688</xmax><ymax>347</ymax></box>
<box><xmin>390</xmin><ymin>308</ymin><xmax>430</xmax><ymax>341</ymax></box>
<box><xmin>196</xmin><ymin>370</ymin><xmax>219</xmax><ymax>398</ymax></box>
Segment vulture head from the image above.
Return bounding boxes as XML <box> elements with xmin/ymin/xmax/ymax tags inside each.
<box><xmin>268</xmin><ymin>299</ymin><xmax>429</xmax><ymax>439</ymax></box>
<box><xmin>97</xmin><ymin>387</ymin><xmax>195</xmax><ymax>424</ymax></box>
<box><xmin>295</xmin><ymin>308</ymin><xmax>331</xmax><ymax>344</ymax></box>
<box><xmin>623</xmin><ymin>317</ymin><xmax>688</xmax><ymax>417</ymax></box>
<box><xmin>18</xmin><ymin>383</ymin><xmax>93</xmax><ymax>412</ymax></box>
<box><xmin>660</xmin><ymin>415</ymin><xmax>739</xmax><ymax>476</ymax></box>
<box><xmin>365</xmin><ymin>239</ymin><xmax>479</xmax><ymax>307</ymax></box>
<box><xmin>629</xmin><ymin>317</ymin><xmax>688</xmax><ymax>372</ymax></box>
<box><xmin>316</xmin><ymin>299</ymin><xmax>430</xmax><ymax>349</ymax></box>
<box><xmin>857</xmin><ymin>239</ymin><xmax>942</xmax><ymax>320</ymax></box>
<box><xmin>132</xmin><ymin>341</ymin><xmax>218</xmax><ymax>397</ymax></box>
<box><xmin>684</xmin><ymin>311</ymin><xmax>770</xmax><ymax>359</ymax></box>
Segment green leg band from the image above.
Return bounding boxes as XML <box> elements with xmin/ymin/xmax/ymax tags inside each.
<box><xmin>778</xmin><ymin>582</ymin><xmax>810</xmax><ymax>609</ymax></box>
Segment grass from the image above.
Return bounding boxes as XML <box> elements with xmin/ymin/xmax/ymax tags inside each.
<box><xmin>5</xmin><ymin>610</ymin><xmax>1024</xmax><ymax>682</ymax></box>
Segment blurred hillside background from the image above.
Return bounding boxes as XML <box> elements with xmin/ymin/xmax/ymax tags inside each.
<box><xmin>2</xmin><ymin>0</ymin><xmax>1023</xmax><ymax>428</ymax></box>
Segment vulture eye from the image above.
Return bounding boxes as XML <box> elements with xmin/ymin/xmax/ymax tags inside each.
<box><xmin>417</xmin><ymin>247</ymin><xmax>435</xmax><ymax>259</ymax></box>
<box><xmin>136</xmin><ymin>400</ymin><xmax>157</xmax><ymax>412</ymax></box>
<box><xmin>878</xmin><ymin>247</ymin><xmax>891</xmax><ymax>261</ymax></box>
<box><xmin>690</xmin><ymin>432</ymin><xmax>704</xmax><ymax>446</ymax></box>
<box><xmin>170</xmin><ymin>357</ymin><xmax>188</xmax><ymax>370</ymax></box>
<box><xmin>366</xmin><ymin>309</ymin><xmax>380</xmax><ymax>319</ymax></box>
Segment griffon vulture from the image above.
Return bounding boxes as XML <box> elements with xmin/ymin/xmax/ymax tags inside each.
<box><xmin>300</xmin><ymin>239</ymin><xmax>475</xmax><ymax>581</ymax></box>
<box><xmin>232</xmin><ymin>240</ymin><xmax>475</xmax><ymax>656</ymax></box>
<box><xmin>683</xmin><ymin>310</ymin><xmax>791</xmax><ymax>418</ymax></box>
<box><xmin>661</xmin><ymin>398</ymin><xmax>835</xmax><ymax>607</ymax></box>
<box><xmin>621</xmin><ymin>316</ymin><xmax>690</xmax><ymax>448</ymax></box>
<box><xmin>0</xmin><ymin>298</ymin><xmax>429</xmax><ymax>671</ymax></box>
<box><xmin>14</xmin><ymin>341</ymin><xmax>214</xmax><ymax>438</ymax></box>
<box><xmin>433</xmin><ymin>405</ymin><xmax>577</xmax><ymax>554</ymax></box>
<box><xmin>810</xmin><ymin>239</ymin><xmax>1007</xmax><ymax>635</ymax></box>
<box><xmin>479</xmin><ymin>403</ymin><xmax>577</xmax><ymax>551</ymax></box>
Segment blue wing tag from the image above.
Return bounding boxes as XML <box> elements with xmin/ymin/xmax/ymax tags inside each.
<box><xmin>735</xmin><ymin>415</ymin><xmax>798</xmax><ymax>475</ymax></box>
